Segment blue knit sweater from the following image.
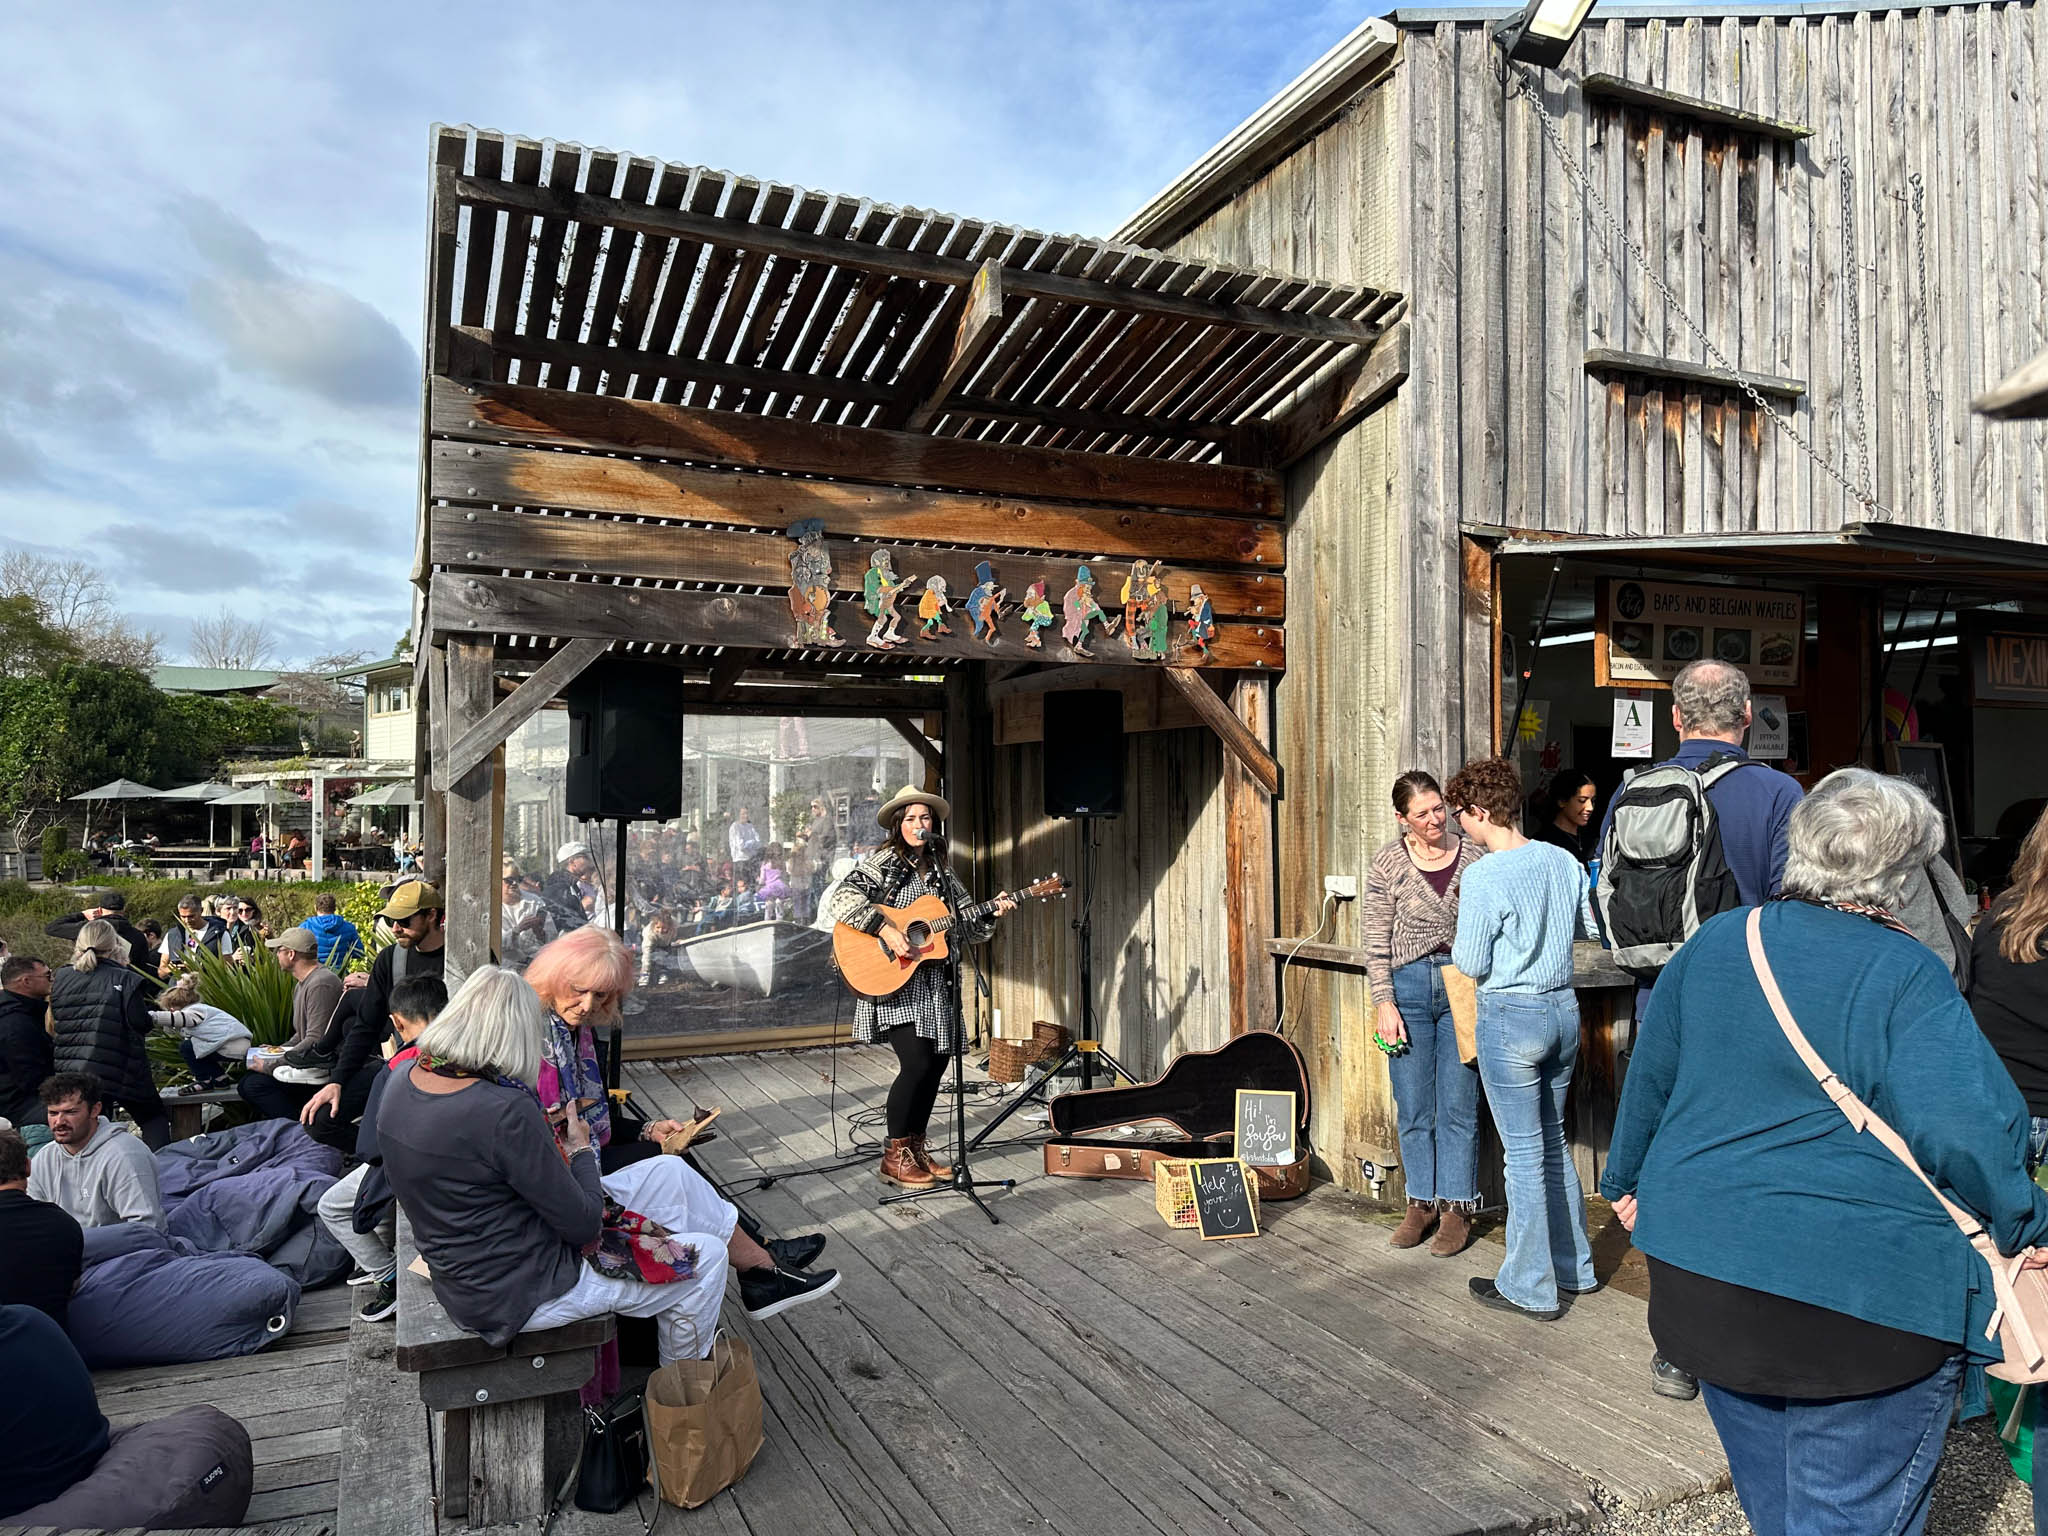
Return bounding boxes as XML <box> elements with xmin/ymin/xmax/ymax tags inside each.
<box><xmin>1451</xmin><ymin>840</ymin><xmax>1587</xmax><ymax>993</ymax></box>
<box><xmin>1601</xmin><ymin>901</ymin><xmax>2048</xmax><ymax>1361</ymax></box>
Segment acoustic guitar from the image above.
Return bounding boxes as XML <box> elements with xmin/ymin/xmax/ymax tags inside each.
<box><xmin>833</xmin><ymin>873</ymin><xmax>1067</xmax><ymax>998</ymax></box>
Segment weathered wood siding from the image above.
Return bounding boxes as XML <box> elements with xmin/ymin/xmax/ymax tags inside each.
<box><xmin>982</xmin><ymin>730</ymin><xmax>1233</xmax><ymax>1077</ymax></box>
<box><xmin>1406</xmin><ymin>5</ymin><xmax>2048</xmax><ymax>543</ymax></box>
<box><xmin>1154</xmin><ymin>71</ymin><xmax>1411</xmax><ymax>1189</ymax></box>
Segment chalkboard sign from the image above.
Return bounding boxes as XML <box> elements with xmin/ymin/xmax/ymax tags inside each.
<box><xmin>1188</xmin><ymin>1158</ymin><xmax>1260</xmax><ymax>1241</ymax></box>
<box><xmin>1885</xmin><ymin>742</ymin><xmax>1960</xmax><ymax>873</ymax></box>
<box><xmin>1234</xmin><ymin>1089</ymin><xmax>1298</xmax><ymax>1168</ymax></box>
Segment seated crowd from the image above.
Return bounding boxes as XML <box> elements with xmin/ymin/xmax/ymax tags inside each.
<box><xmin>0</xmin><ymin>876</ymin><xmax>843</xmax><ymax>1525</ymax></box>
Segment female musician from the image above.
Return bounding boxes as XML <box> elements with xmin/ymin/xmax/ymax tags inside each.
<box><xmin>827</xmin><ymin>785</ymin><xmax>1016</xmax><ymax>1189</ymax></box>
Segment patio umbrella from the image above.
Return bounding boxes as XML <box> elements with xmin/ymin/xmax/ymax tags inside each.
<box><xmin>68</xmin><ymin>778</ymin><xmax>164</xmax><ymax>842</ymax></box>
<box><xmin>346</xmin><ymin>782</ymin><xmax>420</xmax><ymax>807</ymax></box>
<box><xmin>160</xmin><ymin>780</ymin><xmax>234</xmax><ymax>844</ymax></box>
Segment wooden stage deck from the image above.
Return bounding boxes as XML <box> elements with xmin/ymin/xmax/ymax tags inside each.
<box><xmin>612</xmin><ymin>1045</ymin><xmax>1729</xmax><ymax>1536</ymax></box>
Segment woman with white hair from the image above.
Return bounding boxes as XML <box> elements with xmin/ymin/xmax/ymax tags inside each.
<box><xmin>377</xmin><ymin>967</ymin><xmax>836</xmax><ymax>1365</ymax></box>
<box><xmin>49</xmin><ymin>919</ymin><xmax>168</xmax><ymax>1150</ymax></box>
<box><xmin>1601</xmin><ymin>769</ymin><xmax>2048</xmax><ymax>1535</ymax></box>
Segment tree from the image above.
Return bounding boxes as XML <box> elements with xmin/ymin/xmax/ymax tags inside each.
<box><xmin>0</xmin><ymin>594</ymin><xmax>82</xmax><ymax>677</ymax></box>
<box><xmin>189</xmin><ymin>609</ymin><xmax>277</xmax><ymax>671</ymax></box>
<box><xmin>0</xmin><ymin>550</ymin><xmax>162</xmax><ymax>671</ymax></box>
<box><xmin>269</xmin><ymin>649</ymin><xmax>371</xmax><ymax>715</ymax></box>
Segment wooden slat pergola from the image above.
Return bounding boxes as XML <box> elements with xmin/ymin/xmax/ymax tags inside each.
<box><xmin>415</xmin><ymin>123</ymin><xmax>1404</xmax><ymax>1026</ymax></box>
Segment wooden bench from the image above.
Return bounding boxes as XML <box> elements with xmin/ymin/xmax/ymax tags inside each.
<box><xmin>392</xmin><ymin>1214</ymin><xmax>613</xmax><ymax>1529</ymax></box>
<box><xmin>164</xmin><ymin>1086</ymin><xmax>243</xmax><ymax>1141</ymax></box>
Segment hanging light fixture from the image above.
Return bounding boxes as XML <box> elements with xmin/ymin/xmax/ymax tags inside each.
<box><xmin>1494</xmin><ymin>0</ymin><xmax>1598</xmax><ymax>68</ymax></box>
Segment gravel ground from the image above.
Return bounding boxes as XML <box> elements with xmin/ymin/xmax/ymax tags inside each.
<box><xmin>1557</xmin><ymin>1417</ymin><xmax>2032</xmax><ymax>1535</ymax></box>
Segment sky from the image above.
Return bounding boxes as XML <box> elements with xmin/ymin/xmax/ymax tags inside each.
<box><xmin>0</xmin><ymin>0</ymin><xmax>1392</xmax><ymax>669</ymax></box>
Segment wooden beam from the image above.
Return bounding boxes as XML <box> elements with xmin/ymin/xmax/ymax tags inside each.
<box><xmin>433</xmin><ymin>635</ymin><xmax>607</xmax><ymax>791</ymax></box>
<box><xmin>1580</xmin><ymin>72</ymin><xmax>1812</xmax><ymax>141</ymax></box>
<box><xmin>944</xmin><ymin>393</ymin><xmax>1237</xmax><ymax>447</ymax></box>
<box><xmin>430</xmin><ymin>506</ymin><xmax>1286</xmax><ymax>618</ymax></box>
<box><xmin>429</xmin><ymin>376</ymin><xmax>1281</xmax><ymax>517</ymax></box>
<box><xmin>903</xmin><ymin>260</ymin><xmax>1009</xmax><ymax>431</ymax></box>
<box><xmin>431</xmin><ymin>572</ymin><xmax>1286</xmax><ymax>671</ymax></box>
<box><xmin>1583</xmin><ymin>346</ymin><xmax>1806</xmax><ymax>402</ymax></box>
<box><xmin>1161</xmin><ymin>667</ymin><xmax>1282</xmax><ymax>796</ymax></box>
<box><xmin>1224</xmin><ymin>675</ymin><xmax>1278</xmax><ymax>1036</ymax></box>
<box><xmin>1266</xmin><ymin>320</ymin><xmax>1411</xmax><ymax>466</ymax></box>
<box><xmin>448</xmin><ymin>171</ymin><xmax>1388</xmax><ymax>346</ymax></box>
<box><xmin>885</xmin><ymin>714</ymin><xmax>945</xmax><ymax>776</ymax></box>
<box><xmin>442</xmin><ymin>639</ymin><xmax>498</xmax><ymax>984</ymax></box>
<box><xmin>705</xmin><ymin>648</ymin><xmax>758</xmax><ymax>702</ymax></box>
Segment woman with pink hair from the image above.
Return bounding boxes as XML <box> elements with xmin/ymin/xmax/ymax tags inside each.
<box><xmin>525</xmin><ymin>927</ymin><xmax>679</xmax><ymax>1172</ymax></box>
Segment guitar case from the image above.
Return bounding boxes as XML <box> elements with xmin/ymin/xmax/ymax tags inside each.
<box><xmin>1042</xmin><ymin>1030</ymin><xmax>1313</xmax><ymax>1200</ymax></box>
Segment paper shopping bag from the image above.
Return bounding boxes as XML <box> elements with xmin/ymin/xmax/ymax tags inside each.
<box><xmin>1441</xmin><ymin>965</ymin><xmax>1480</xmax><ymax>1066</ymax></box>
<box><xmin>644</xmin><ymin>1332</ymin><xmax>765</xmax><ymax>1507</ymax></box>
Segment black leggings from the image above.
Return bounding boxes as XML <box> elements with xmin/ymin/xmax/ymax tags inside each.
<box><xmin>884</xmin><ymin>1024</ymin><xmax>949</xmax><ymax>1140</ymax></box>
<box><xmin>118</xmin><ymin>1090</ymin><xmax>170</xmax><ymax>1152</ymax></box>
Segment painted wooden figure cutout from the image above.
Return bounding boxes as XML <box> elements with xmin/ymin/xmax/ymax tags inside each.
<box><xmin>1184</xmin><ymin>582</ymin><xmax>1215</xmax><ymax>658</ymax></box>
<box><xmin>1060</xmin><ymin>564</ymin><xmax>1116</xmax><ymax>658</ymax></box>
<box><xmin>1121</xmin><ymin>559</ymin><xmax>1150</xmax><ymax>644</ymax></box>
<box><xmin>786</xmin><ymin>518</ymin><xmax>840</xmax><ymax>646</ymax></box>
<box><xmin>1020</xmin><ymin>579</ymin><xmax>1054</xmax><ymax>650</ymax></box>
<box><xmin>966</xmin><ymin>560</ymin><xmax>1006</xmax><ymax>646</ymax></box>
<box><xmin>863</xmin><ymin>548</ymin><xmax>914</xmax><ymax>649</ymax></box>
<box><xmin>917</xmin><ymin>575</ymin><xmax>953</xmax><ymax>638</ymax></box>
<box><xmin>1143</xmin><ymin>561</ymin><xmax>1171</xmax><ymax>657</ymax></box>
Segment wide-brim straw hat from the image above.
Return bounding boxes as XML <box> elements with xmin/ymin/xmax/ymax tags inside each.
<box><xmin>876</xmin><ymin>784</ymin><xmax>951</xmax><ymax>830</ymax></box>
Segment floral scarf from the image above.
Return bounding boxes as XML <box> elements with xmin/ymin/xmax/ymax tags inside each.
<box><xmin>538</xmin><ymin>1013</ymin><xmax>613</xmax><ymax>1149</ymax></box>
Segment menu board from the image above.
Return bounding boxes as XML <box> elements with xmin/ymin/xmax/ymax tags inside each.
<box><xmin>1596</xmin><ymin>579</ymin><xmax>1803</xmax><ymax>689</ymax></box>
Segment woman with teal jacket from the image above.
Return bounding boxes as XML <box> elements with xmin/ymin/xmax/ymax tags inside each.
<box><xmin>1602</xmin><ymin>769</ymin><xmax>2048</xmax><ymax>1536</ymax></box>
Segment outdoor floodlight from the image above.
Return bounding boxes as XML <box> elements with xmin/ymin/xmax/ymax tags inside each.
<box><xmin>1493</xmin><ymin>0</ymin><xmax>1598</xmax><ymax>68</ymax></box>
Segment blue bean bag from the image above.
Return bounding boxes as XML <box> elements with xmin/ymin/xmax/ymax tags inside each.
<box><xmin>4</xmin><ymin>1403</ymin><xmax>252</xmax><ymax>1530</ymax></box>
<box><xmin>67</xmin><ymin>1225</ymin><xmax>297</xmax><ymax>1370</ymax></box>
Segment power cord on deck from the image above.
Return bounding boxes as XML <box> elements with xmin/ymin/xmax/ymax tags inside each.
<box><xmin>1275</xmin><ymin>892</ymin><xmax>1339</xmax><ymax>1045</ymax></box>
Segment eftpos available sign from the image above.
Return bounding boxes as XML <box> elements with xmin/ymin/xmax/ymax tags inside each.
<box><xmin>1965</xmin><ymin>615</ymin><xmax>2048</xmax><ymax>707</ymax></box>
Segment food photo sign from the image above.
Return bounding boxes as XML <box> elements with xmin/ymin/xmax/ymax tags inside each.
<box><xmin>1596</xmin><ymin>579</ymin><xmax>1803</xmax><ymax>690</ymax></box>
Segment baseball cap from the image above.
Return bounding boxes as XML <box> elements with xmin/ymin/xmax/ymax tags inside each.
<box><xmin>556</xmin><ymin>841</ymin><xmax>592</xmax><ymax>865</ymax></box>
<box><xmin>380</xmin><ymin>880</ymin><xmax>443</xmax><ymax>920</ymax></box>
<box><xmin>89</xmin><ymin>890</ymin><xmax>126</xmax><ymax>911</ymax></box>
<box><xmin>264</xmin><ymin>926</ymin><xmax>319</xmax><ymax>956</ymax></box>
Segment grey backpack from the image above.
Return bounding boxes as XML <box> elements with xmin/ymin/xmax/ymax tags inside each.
<box><xmin>1593</xmin><ymin>753</ymin><xmax>1751</xmax><ymax>980</ymax></box>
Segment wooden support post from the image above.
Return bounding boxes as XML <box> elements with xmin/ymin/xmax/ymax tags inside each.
<box><xmin>904</xmin><ymin>259</ymin><xmax>1008</xmax><ymax>431</ymax></box>
<box><xmin>1224</xmin><ymin>676</ymin><xmax>1278</xmax><ymax>1036</ymax></box>
<box><xmin>421</xmin><ymin>646</ymin><xmax>448</xmax><ymax>889</ymax></box>
<box><xmin>1461</xmin><ymin>534</ymin><xmax>1500</xmax><ymax>762</ymax></box>
<box><xmin>1161</xmin><ymin>668</ymin><xmax>1282</xmax><ymax>797</ymax></box>
<box><xmin>468</xmin><ymin>1398</ymin><xmax>548</xmax><ymax>1527</ymax></box>
<box><xmin>443</xmin><ymin>640</ymin><xmax>497</xmax><ymax>985</ymax></box>
<box><xmin>1266</xmin><ymin>320</ymin><xmax>1412</xmax><ymax>467</ymax></box>
<box><xmin>434</xmin><ymin>635</ymin><xmax>608</xmax><ymax>791</ymax></box>
<box><xmin>885</xmin><ymin>714</ymin><xmax>946</xmax><ymax>780</ymax></box>
<box><xmin>706</xmin><ymin>647</ymin><xmax>759</xmax><ymax>703</ymax></box>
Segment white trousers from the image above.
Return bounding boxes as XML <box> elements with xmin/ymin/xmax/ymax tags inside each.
<box><xmin>522</xmin><ymin>1156</ymin><xmax>736</xmax><ymax>1364</ymax></box>
<box><xmin>315</xmin><ymin>1163</ymin><xmax>396</xmax><ymax>1279</ymax></box>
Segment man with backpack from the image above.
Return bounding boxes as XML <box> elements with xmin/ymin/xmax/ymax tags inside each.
<box><xmin>1594</xmin><ymin>657</ymin><xmax>1803</xmax><ymax>1401</ymax></box>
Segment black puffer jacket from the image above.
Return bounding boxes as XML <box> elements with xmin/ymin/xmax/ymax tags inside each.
<box><xmin>0</xmin><ymin>990</ymin><xmax>53</xmax><ymax>1127</ymax></box>
<box><xmin>49</xmin><ymin>963</ymin><xmax>156</xmax><ymax>1104</ymax></box>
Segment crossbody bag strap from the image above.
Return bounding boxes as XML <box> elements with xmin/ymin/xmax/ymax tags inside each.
<box><xmin>1743</xmin><ymin>907</ymin><xmax>1992</xmax><ymax>1246</ymax></box>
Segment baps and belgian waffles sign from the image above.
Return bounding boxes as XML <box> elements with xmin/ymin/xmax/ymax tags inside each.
<box><xmin>1966</xmin><ymin>616</ymin><xmax>2048</xmax><ymax>707</ymax></box>
<box><xmin>1597</xmin><ymin>579</ymin><xmax>1804</xmax><ymax>690</ymax></box>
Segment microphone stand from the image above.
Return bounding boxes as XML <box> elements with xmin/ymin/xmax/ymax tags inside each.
<box><xmin>879</xmin><ymin>842</ymin><xmax>1013</xmax><ymax>1224</ymax></box>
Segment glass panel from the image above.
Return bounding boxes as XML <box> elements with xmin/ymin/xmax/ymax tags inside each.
<box><xmin>503</xmin><ymin>711</ymin><xmax>925</xmax><ymax>1041</ymax></box>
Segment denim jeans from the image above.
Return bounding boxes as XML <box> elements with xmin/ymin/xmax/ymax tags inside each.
<box><xmin>1704</xmin><ymin>1354</ymin><xmax>1964</xmax><ymax>1536</ymax></box>
<box><xmin>1387</xmin><ymin>954</ymin><xmax>1481</xmax><ymax>1204</ymax></box>
<box><xmin>177</xmin><ymin>1037</ymin><xmax>229</xmax><ymax>1087</ymax></box>
<box><xmin>1474</xmin><ymin>988</ymin><xmax>1595</xmax><ymax>1310</ymax></box>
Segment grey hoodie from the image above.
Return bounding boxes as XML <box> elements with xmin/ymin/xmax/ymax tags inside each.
<box><xmin>26</xmin><ymin>1117</ymin><xmax>164</xmax><ymax>1229</ymax></box>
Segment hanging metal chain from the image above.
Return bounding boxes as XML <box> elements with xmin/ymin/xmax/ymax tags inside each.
<box><xmin>1838</xmin><ymin>151</ymin><xmax>1872</xmax><ymax>503</ymax></box>
<box><xmin>1907</xmin><ymin>172</ymin><xmax>1946</xmax><ymax>523</ymax></box>
<box><xmin>1506</xmin><ymin>64</ymin><xmax>1890</xmax><ymax>520</ymax></box>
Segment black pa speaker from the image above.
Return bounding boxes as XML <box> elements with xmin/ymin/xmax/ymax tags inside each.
<box><xmin>564</xmin><ymin>659</ymin><xmax>683</xmax><ymax>822</ymax></box>
<box><xmin>1043</xmin><ymin>690</ymin><xmax>1125</xmax><ymax>818</ymax></box>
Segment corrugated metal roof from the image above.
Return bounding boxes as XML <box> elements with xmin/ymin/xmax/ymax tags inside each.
<box><xmin>151</xmin><ymin>666</ymin><xmax>284</xmax><ymax>693</ymax></box>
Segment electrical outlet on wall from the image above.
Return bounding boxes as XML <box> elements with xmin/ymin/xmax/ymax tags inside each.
<box><xmin>1323</xmin><ymin>874</ymin><xmax>1357</xmax><ymax>900</ymax></box>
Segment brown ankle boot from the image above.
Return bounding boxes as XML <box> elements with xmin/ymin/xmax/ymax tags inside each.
<box><xmin>1388</xmin><ymin>1199</ymin><xmax>1439</xmax><ymax>1249</ymax></box>
<box><xmin>1430</xmin><ymin>1202</ymin><xmax>1475</xmax><ymax>1257</ymax></box>
<box><xmin>910</xmin><ymin>1136</ymin><xmax>953</xmax><ymax>1180</ymax></box>
<box><xmin>879</xmin><ymin>1138</ymin><xmax>936</xmax><ymax>1188</ymax></box>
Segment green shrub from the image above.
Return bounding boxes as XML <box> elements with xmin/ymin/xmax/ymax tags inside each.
<box><xmin>186</xmin><ymin>943</ymin><xmax>297</xmax><ymax>1046</ymax></box>
<box><xmin>39</xmin><ymin>824</ymin><xmax>68</xmax><ymax>869</ymax></box>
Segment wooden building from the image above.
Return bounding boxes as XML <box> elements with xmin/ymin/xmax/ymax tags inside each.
<box><xmin>1107</xmin><ymin>0</ymin><xmax>2048</xmax><ymax>1194</ymax></box>
<box><xmin>416</xmin><ymin>0</ymin><xmax>2045</xmax><ymax>1207</ymax></box>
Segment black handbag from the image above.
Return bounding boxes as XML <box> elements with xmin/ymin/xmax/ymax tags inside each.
<box><xmin>575</xmin><ymin>1389</ymin><xmax>649</xmax><ymax>1513</ymax></box>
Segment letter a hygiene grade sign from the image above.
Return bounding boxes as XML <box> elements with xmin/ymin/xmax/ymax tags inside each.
<box><xmin>1597</xmin><ymin>579</ymin><xmax>1803</xmax><ymax>690</ymax></box>
<box><xmin>1612</xmin><ymin>694</ymin><xmax>1654</xmax><ymax>758</ymax></box>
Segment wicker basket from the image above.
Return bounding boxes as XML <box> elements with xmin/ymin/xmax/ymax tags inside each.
<box><xmin>1154</xmin><ymin>1157</ymin><xmax>1262</xmax><ymax>1231</ymax></box>
<box><xmin>988</xmin><ymin>1019</ymin><xmax>1070</xmax><ymax>1083</ymax></box>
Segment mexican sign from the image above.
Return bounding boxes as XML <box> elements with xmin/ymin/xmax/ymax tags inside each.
<box><xmin>1597</xmin><ymin>579</ymin><xmax>1803</xmax><ymax>689</ymax></box>
<box><xmin>1965</xmin><ymin>615</ymin><xmax>2048</xmax><ymax>707</ymax></box>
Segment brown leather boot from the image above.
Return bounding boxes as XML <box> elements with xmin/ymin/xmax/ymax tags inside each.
<box><xmin>1388</xmin><ymin>1199</ymin><xmax>1439</xmax><ymax>1249</ymax></box>
<box><xmin>1430</xmin><ymin>1202</ymin><xmax>1475</xmax><ymax>1257</ymax></box>
<box><xmin>910</xmin><ymin>1136</ymin><xmax>953</xmax><ymax>1181</ymax></box>
<box><xmin>879</xmin><ymin>1138</ymin><xmax>936</xmax><ymax>1188</ymax></box>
